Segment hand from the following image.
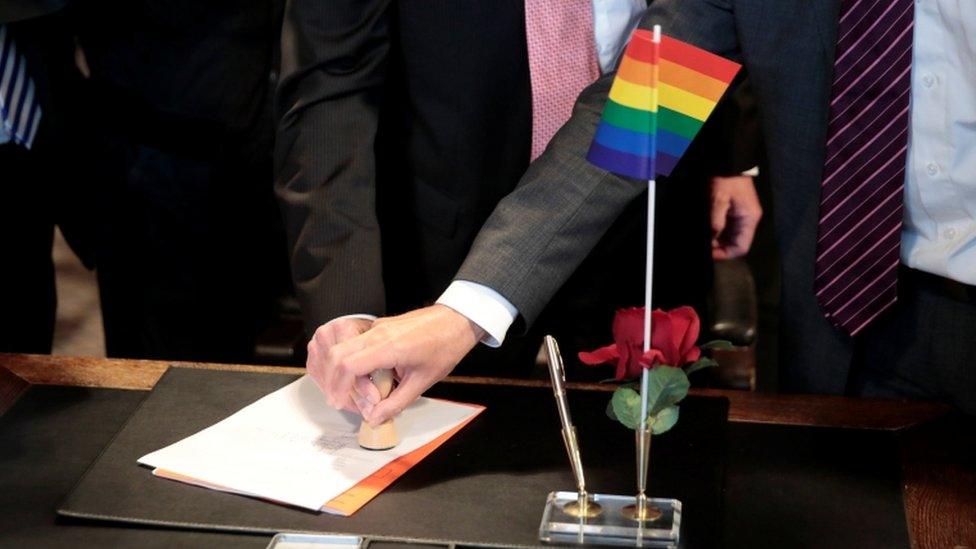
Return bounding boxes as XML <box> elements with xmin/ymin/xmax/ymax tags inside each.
<box><xmin>74</xmin><ymin>43</ymin><xmax>91</xmax><ymax>79</ymax></box>
<box><xmin>306</xmin><ymin>317</ymin><xmax>374</xmax><ymax>415</ymax></box>
<box><xmin>316</xmin><ymin>305</ymin><xmax>486</xmax><ymax>427</ymax></box>
<box><xmin>710</xmin><ymin>175</ymin><xmax>762</xmax><ymax>260</ymax></box>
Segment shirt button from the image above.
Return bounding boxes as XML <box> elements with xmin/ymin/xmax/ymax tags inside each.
<box><xmin>926</xmin><ymin>162</ymin><xmax>939</xmax><ymax>176</ymax></box>
<box><xmin>944</xmin><ymin>228</ymin><xmax>957</xmax><ymax>240</ymax></box>
<box><xmin>922</xmin><ymin>74</ymin><xmax>935</xmax><ymax>87</ymax></box>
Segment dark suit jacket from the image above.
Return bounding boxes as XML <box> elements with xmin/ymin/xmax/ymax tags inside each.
<box><xmin>275</xmin><ymin>0</ymin><xmax>534</xmax><ymax>329</ymax></box>
<box><xmin>2</xmin><ymin>2</ymin><xmax>96</xmax><ymax>266</ymax></box>
<box><xmin>457</xmin><ymin>0</ymin><xmax>851</xmax><ymax>393</ymax></box>
<box><xmin>276</xmin><ymin>0</ymin><xmax>758</xmax><ymax>345</ymax></box>
<box><xmin>0</xmin><ymin>0</ymin><xmax>66</xmax><ymax>22</ymax></box>
<box><xmin>74</xmin><ymin>0</ymin><xmax>280</xmax><ymax>157</ymax></box>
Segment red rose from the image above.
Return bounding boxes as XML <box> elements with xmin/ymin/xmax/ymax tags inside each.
<box><xmin>578</xmin><ymin>306</ymin><xmax>702</xmax><ymax>381</ymax></box>
<box><xmin>578</xmin><ymin>307</ymin><xmax>645</xmax><ymax>380</ymax></box>
<box><xmin>649</xmin><ymin>306</ymin><xmax>702</xmax><ymax>367</ymax></box>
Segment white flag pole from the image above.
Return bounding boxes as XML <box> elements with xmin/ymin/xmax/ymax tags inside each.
<box><xmin>635</xmin><ymin>23</ymin><xmax>662</xmax><ymax>521</ymax></box>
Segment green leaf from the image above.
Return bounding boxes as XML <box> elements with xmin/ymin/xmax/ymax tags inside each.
<box><xmin>610</xmin><ymin>387</ymin><xmax>642</xmax><ymax>430</ymax></box>
<box><xmin>610</xmin><ymin>372</ymin><xmax>689</xmax><ymax>431</ymax></box>
<box><xmin>701</xmin><ymin>340</ymin><xmax>734</xmax><ymax>351</ymax></box>
<box><xmin>605</xmin><ymin>398</ymin><xmax>618</xmax><ymax>422</ymax></box>
<box><xmin>650</xmin><ymin>405</ymin><xmax>680</xmax><ymax>435</ymax></box>
<box><xmin>685</xmin><ymin>357</ymin><xmax>719</xmax><ymax>376</ymax></box>
<box><xmin>645</xmin><ymin>367</ymin><xmax>690</xmax><ymax>415</ymax></box>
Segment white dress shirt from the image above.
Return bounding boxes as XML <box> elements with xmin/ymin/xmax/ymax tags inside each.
<box><xmin>901</xmin><ymin>0</ymin><xmax>976</xmax><ymax>285</ymax></box>
<box><xmin>593</xmin><ymin>0</ymin><xmax>646</xmax><ymax>74</ymax></box>
<box><xmin>435</xmin><ymin>0</ymin><xmax>644</xmax><ymax>346</ymax></box>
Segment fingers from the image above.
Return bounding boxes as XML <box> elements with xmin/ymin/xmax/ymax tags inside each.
<box><xmin>711</xmin><ymin>175</ymin><xmax>762</xmax><ymax>260</ymax></box>
<box><xmin>326</xmin><ymin>330</ymin><xmax>398</xmax><ymax>411</ymax></box>
<box><xmin>313</xmin><ymin>306</ymin><xmax>477</xmax><ymax>424</ymax></box>
<box><xmin>366</xmin><ymin>373</ymin><xmax>428</xmax><ymax>427</ymax></box>
<box><xmin>354</xmin><ymin>375</ymin><xmax>383</xmax><ymax>405</ymax></box>
<box><xmin>710</xmin><ymin>193</ymin><xmax>732</xmax><ymax>260</ymax></box>
<box><xmin>731</xmin><ymin>211</ymin><xmax>760</xmax><ymax>258</ymax></box>
<box><xmin>307</xmin><ymin>318</ymin><xmax>372</xmax><ymax>409</ymax></box>
<box><xmin>710</xmin><ymin>192</ymin><xmax>731</xmax><ymax>241</ymax></box>
<box><xmin>712</xmin><ymin>214</ymin><xmax>757</xmax><ymax>260</ymax></box>
<box><xmin>349</xmin><ymin>389</ymin><xmax>373</xmax><ymax>418</ymax></box>
<box><xmin>306</xmin><ymin>328</ymin><xmax>332</xmax><ymax>400</ymax></box>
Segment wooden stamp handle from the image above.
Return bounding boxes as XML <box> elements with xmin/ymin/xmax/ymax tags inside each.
<box><xmin>358</xmin><ymin>369</ymin><xmax>398</xmax><ymax>450</ymax></box>
<box><xmin>371</xmin><ymin>369</ymin><xmax>394</xmax><ymax>399</ymax></box>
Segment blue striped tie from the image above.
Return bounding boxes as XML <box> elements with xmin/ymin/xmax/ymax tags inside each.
<box><xmin>0</xmin><ymin>25</ymin><xmax>42</xmax><ymax>149</ymax></box>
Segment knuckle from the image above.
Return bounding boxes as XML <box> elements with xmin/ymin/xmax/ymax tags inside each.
<box><xmin>371</xmin><ymin>323</ymin><xmax>393</xmax><ymax>340</ymax></box>
<box><xmin>324</xmin><ymin>346</ymin><xmax>342</xmax><ymax>368</ymax></box>
<box><xmin>334</xmin><ymin>354</ymin><xmax>356</xmax><ymax>375</ymax></box>
<box><xmin>314</xmin><ymin>323</ymin><xmax>332</xmax><ymax>339</ymax></box>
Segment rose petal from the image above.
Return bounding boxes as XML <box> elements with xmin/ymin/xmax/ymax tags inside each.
<box><xmin>640</xmin><ymin>349</ymin><xmax>666</xmax><ymax>368</ymax></box>
<box><xmin>612</xmin><ymin>307</ymin><xmax>645</xmax><ymax>346</ymax></box>
<box><xmin>650</xmin><ymin>309</ymin><xmax>679</xmax><ymax>366</ymax></box>
<box><xmin>578</xmin><ymin>345</ymin><xmax>619</xmax><ymax>366</ymax></box>
<box><xmin>671</xmin><ymin>306</ymin><xmax>701</xmax><ymax>364</ymax></box>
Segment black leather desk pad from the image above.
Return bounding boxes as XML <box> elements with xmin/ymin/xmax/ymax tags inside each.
<box><xmin>54</xmin><ymin>367</ymin><xmax>909</xmax><ymax>548</ymax></box>
<box><xmin>0</xmin><ymin>384</ymin><xmax>269</xmax><ymax>548</ymax></box>
<box><xmin>58</xmin><ymin>367</ymin><xmax>728</xmax><ymax>547</ymax></box>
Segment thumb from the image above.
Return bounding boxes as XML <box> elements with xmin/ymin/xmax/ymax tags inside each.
<box><xmin>366</xmin><ymin>374</ymin><xmax>426</xmax><ymax>427</ymax></box>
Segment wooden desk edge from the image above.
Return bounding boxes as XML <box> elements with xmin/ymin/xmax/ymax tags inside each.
<box><xmin>1</xmin><ymin>353</ymin><xmax>949</xmax><ymax>430</ymax></box>
<box><xmin>1</xmin><ymin>353</ymin><xmax>970</xmax><ymax>549</ymax></box>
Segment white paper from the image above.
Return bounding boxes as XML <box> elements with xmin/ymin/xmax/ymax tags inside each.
<box><xmin>139</xmin><ymin>375</ymin><xmax>480</xmax><ymax>511</ymax></box>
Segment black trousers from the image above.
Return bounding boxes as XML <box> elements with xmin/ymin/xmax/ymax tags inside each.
<box><xmin>95</xmin><ymin>139</ymin><xmax>286</xmax><ymax>363</ymax></box>
<box><xmin>847</xmin><ymin>269</ymin><xmax>976</xmax><ymax>415</ymax></box>
<box><xmin>0</xmin><ymin>142</ymin><xmax>57</xmax><ymax>354</ymax></box>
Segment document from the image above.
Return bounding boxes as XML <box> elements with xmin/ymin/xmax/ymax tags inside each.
<box><xmin>139</xmin><ymin>376</ymin><xmax>483</xmax><ymax>513</ymax></box>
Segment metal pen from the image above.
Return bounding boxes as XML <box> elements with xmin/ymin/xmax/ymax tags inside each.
<box><xmin>544</xmin><ymin>335</ymin><xmax>601</xmax><ymax>518</ymax></box>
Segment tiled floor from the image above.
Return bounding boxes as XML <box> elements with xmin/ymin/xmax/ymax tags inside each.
<box><xmin>51</xmin><ymin>229</ymin><xmax>105</xmax><ymax>358</ymax></box>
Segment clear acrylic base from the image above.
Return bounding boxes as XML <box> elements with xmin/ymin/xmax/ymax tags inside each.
<box><xmin>539</xmin><ymin>491</ymin><xmax>680</xmax><ymax>547</ymax></box>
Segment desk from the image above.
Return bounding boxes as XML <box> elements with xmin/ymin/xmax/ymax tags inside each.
<box><xmin>1</xmin><ymin>354</ymin><xmax>973</xmax><ymax>548</ymax></box>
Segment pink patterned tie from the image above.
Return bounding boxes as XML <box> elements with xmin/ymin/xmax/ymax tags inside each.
<box><xmin>814</xmin><ymin>0</ymin><xmax>914</xmax><ymax>336</ymax></box>
<box><xmin>525</xmin><ymin>0</ymin><xmax>600</xmax><ymax>161</ymax></box>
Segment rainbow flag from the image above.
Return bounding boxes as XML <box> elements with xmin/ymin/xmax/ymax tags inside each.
<box><xmin>587</xmin><ymin>29</ymin><xmax>741</xmax><ymax>179</ymax></box>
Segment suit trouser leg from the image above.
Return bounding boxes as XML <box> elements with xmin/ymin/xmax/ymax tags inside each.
<box><xmin>0</xmin><ymin>143</ymin><xmax>56</xmax><ymax>354</ymax></box>
<box><xmin>847</xmin><ymin>277</ymin><xmax>976</xmax><ymax>415</ymax></box>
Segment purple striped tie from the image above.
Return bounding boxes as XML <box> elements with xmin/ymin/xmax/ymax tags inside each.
<box><xmin>814</xmin><ymin>0</ymin><xmax>914</xmax><ymax>336</ymax></box>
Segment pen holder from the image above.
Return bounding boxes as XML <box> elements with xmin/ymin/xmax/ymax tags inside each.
<box><xmin>539</xmin><ymin>491</ymin><xmax>680</xmax><ymax>547</ymax></box>
<box><xmin>540</xmin><ymin>428</ymin><xmax>680</xmax><ymax>546</ymax></box>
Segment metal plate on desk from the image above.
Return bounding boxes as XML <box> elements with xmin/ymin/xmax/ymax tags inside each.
<box><xmin>268</xmin><ymin>533</ymin><xmax>363</xmax><ymax>549</ymax></box>
<box><xmin>267</xmin><ymin>534</ymin><xmax>464</xmax><ymax>549</ymax></box>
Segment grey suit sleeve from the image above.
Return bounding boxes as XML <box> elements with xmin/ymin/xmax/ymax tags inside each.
<box><xmin>454</xmin><ymin>0</ymin><xmax>742</xmax><ymax>329</ymax></box>
<box><xmin>274</xmin><ymin>0</ymin><xmax>391</xmax><ymax>330</ymax></box>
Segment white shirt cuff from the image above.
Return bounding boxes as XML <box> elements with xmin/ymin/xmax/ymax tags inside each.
<box><xmin>741</xmin><ymin>166</ymin><xmax>760</xmax><ymax>177</ymax></box>
<box><xmin>327</xmin><ymin>313</ymin><xmax>377</xmax><ymax>325</ymax></box>
<box><xmin>436</xmin><ymin>281</ymin><xmax>519</xmax><ymax>348</ymax></box>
